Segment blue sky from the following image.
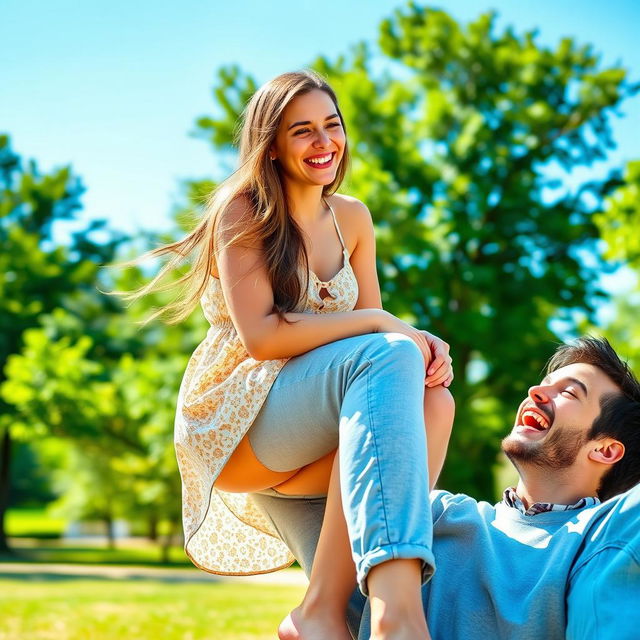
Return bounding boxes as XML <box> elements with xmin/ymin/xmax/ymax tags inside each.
<box><xmin>2</xmin><ymin>0</ymin><xmax>639</xmax><ymax>245</ymax></box>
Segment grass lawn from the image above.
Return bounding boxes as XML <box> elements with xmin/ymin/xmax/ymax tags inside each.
<box><xmin>2</xmin><ymin>507</ymin><xmax>306</xmax><ymax>638</ymax></box>
<box><xmin>0</xmin><ymin>578</ymin><xmax>305</xmax><ymax>640</ymax></box>
<box><xmin>5</xmin><ymin>506</ymin><xmax>192</xmax><ymax>566</ymax></box>
<box><xmin>4</xmin><ymin>539</ymin><xmax>192</xmax><ymax>567</ymax></box>
<box><xmin>5</xmin><ymin>508</ymin><xmax>67</xmax><ymax>538</ymax></box>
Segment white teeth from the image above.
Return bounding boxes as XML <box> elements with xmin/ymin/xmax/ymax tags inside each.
<box><xmin>523</xmin><ymin>410</ymin><xmax>549</xmax><ymax>429</ymax></box>
<box><xmin>308</xmin><ymin>154</ymin><xmax>332</xmax><ymax>164</ymax></box>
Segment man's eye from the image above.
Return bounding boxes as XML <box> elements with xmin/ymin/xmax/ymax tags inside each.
<box><xmin>327</xmin><ymin>122</ymin><xmax>341</xmax><ymax>128</ymax></box>
<box><xmin>563</xmin><ymin>389</ymin><xmax>577</xmax><ymax>398</ymax></box>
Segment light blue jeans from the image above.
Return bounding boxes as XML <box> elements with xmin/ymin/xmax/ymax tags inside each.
<box><xmin>248</xmin><ymin>332</ymin><xmax>435</xmax><ymax>594</ymax></box>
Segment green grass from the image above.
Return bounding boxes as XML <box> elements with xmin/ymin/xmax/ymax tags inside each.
<box><xmin>6</xmin><ymin>508</ymin><xmax>67</xmax><ymax>538</ymax></box>
<box><xmin>0</xmin><ymin>578</ymin><xmax>305</xmax><ymax>640</ymax></box>
<box><xmin>5</xmin><ymin>506</ymin><xmax>192</xmax><ymax>566</ymax></box>
<box><xmin>2</xmin><ymin>508</ymin><xmax>306</xmax><ymax>637</ymax></box>
<box><xmin>2</xmin><ymin>541</ymin><xmax>192</xmax><ymax>567</ymax></box>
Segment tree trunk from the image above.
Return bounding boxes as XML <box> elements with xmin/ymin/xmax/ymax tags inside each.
<box><xmin>160</xmin><ymin>520</ymin><xmax>176</xmax><ymax>564</ymax></box>
<box><xmin>105</xmin><ymin>514</ymin><xmax>116</xmax><ymax>550</ymax></box>
<box><xmin>0</xmin><ymin>426</ymin><xmax>12</xmax><ymax>553</ymax></box>
<box><xmin>147</xmin><ymin>511</ymin><xmax>158</xmax><ymax>542</ymax></box>
<box><xmin>161</xmin><ymin>539</ymin><xmax>170</xmax><ymax>565</ymax></box>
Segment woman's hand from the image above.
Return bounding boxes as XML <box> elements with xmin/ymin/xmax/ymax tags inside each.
<box><xmin>374</xmin><ymin>311</ymin><xmax>453</xmax><ymax>388</ymax></box>
<box><xmin>421</xmin><ymin>331</ymin><xmax>453</xmax><ymax>388</ymax></box>
<box><xmin>374</xmin><ymin>311</ymin><xmax>434</xmax><ymax>373</ymax></box>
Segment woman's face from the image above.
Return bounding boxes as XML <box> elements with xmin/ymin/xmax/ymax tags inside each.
<box><xmin>270</xmin><ymin>88</ymin><xmax>346</xmax><ymax>188</ymax></box>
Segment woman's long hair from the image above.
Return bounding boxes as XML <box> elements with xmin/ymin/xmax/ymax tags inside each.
<box><xmin>119</xmin><ymin>70</ymin><xmax>350</xmax><ymax>324</ymax></box>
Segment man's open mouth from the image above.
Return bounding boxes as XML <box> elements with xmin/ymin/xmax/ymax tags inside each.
<box><xmin>519</xmin><ymin>406</ymin><xmax>551</xmax><ymax>432</ymax></box>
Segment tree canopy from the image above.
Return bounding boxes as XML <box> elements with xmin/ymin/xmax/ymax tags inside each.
<box><xmin>192</xmin><ymin>3</ymin><xmax>638</xmax><ymax>496</ymax></box>
<box><xmin>2</xmin><ymin>4</ymin><xmax>640</xmax><ymax>546</ymax></box>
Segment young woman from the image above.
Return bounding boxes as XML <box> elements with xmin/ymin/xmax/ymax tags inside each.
<box><xmin>130</xmin><ymin>70</ymin><xmax>454</xmax><ymax>640</ymax></box>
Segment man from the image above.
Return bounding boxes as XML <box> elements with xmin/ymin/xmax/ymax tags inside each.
<box><xmin>252</xmin><ymin>336</ymin><xmax>640</xmax><ymax>639</ymax></box>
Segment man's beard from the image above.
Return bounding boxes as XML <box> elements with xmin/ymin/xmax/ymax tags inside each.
<box><xmin>502</xmin><ymin>425</ymin><xmax>587</xmax><ymax>470</ymax></box>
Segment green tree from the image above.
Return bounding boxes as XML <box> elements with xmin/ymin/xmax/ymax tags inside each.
<box><xmin>193</xmin><ymin>3</ymin><xmax>638</xmax><ymax>497</ymax></box>
<box><xmin>0</xmin><ymin>134</ymin><xmax>122</xmax><ymax>551</ymax></box>
<box><xmin>590</xmin><ymin>159</ymin><xmax>640</xmax><ymax>381</ymax></box>
<box><xmin>2</xmin><ymin>223</ymin><xmax>208</xmax><ymax>554</ymax></box>
<box><xmin>595</xmin><ymin>160</ymin><xmax>640</xmax><ymax>268</ymax></box>
<box><xmin>2</xmin><ymin>320</ymin><xmax>186</xmax><ymax>559</ymax></box>
<box><xmin>0</xmin><ymin>136</ymin><xmax>206</xmax><ymax>553</ymax></box>
<box><xmin>595</xmin><ymin>291</ymin><xmax>640</xmax><ymax>372</ymax></box>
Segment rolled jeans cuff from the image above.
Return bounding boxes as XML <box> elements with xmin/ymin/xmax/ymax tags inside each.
<box><xmin>357</xmin><ymin>543</ymin><xmax>436</xmax><ymax>596</ymax></box>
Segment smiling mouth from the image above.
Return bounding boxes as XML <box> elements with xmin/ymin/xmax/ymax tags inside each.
<box><xmin>304</xmin><ymin>152</ymin><xmax>335</xmax><ymax>169</ymax></box>
<box><xmin>518</xmin><ymin>406</ymin><xmax>552</xmax><ymax>432</ymax></box>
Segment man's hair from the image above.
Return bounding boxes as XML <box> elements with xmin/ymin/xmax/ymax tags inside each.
<box><xmin>547</xmin><ymin>336</ymin><xmax>640</xmax><ymax>500</ymax></box>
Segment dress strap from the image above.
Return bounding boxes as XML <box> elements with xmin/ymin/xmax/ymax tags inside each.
<box><xmin>325</xmin><ymin>199</ymin><xmax>349</xmax><ymax>255</ymax></box>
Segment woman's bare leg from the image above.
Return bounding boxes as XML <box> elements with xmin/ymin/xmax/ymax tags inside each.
<box><xmin>279</xmin><ymin>385</ymin><xmax>454</xmax><ymax>639</ymax></box>
<box><xmin>368</xmin><ymin>558</ymin><xmax>431</xmax><ymax>640</ymax></box>
<box><xmin>424</xmin><ymin>386</ymin><xmax>455</xmax><ymax>488</ymax></box>
<box><xmin>279</xmin><ymin>461</ymin><xmax>430</xmax><ymax>640</ymax></box>
<box><xmin>367</xmin><ymin>386</ymin><xmax>453</xmax><ymax>639</ymax></box>
<box><xmin>278</xmin><ymin>453</ymin><xmax>353</xmax><ymax>640</ymax></box>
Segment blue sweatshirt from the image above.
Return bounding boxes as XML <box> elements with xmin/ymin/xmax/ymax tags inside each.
<box><xmin>250</xmin><ymin>476</ymin><xmax>640</xmax><ymax>639</ymax></box>
<box><xmin>412</xmin><ymin>484</ymin><xmax>640</xmax><ymax>639</ymax></box>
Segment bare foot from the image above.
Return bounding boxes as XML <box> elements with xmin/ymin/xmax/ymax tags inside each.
<box><xmin>278</xmin><ymin>605</ymin><xmax>351</xmax><ymax>640</ymax></box>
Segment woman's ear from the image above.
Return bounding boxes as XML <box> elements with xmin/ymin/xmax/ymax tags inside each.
<box><xmin>588</xmin><ymin>439</ymin><xmax>625</xmax><ymax>466</ymax></box>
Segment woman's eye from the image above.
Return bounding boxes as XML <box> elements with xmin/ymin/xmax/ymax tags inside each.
<box><xmin>293</xmin><ymin>122</ymin><xmax>341</xmax><ymax>136</ymax></box>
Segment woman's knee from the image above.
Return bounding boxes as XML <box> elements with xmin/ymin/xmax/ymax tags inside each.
<box><xmin>424</xmin><ymin>385</ymin><xmax>456</xmax><ymax>423</ymax></box>
<box><xmin>364</xmin><ymin>332</ymin><xmax>424</xmax><ymax>372</ymax></box>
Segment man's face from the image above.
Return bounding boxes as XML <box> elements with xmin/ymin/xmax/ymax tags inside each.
<box><xmin>502</xmin><ymin>363</ymin><xmax>620</xmax><ymax>469</ymax></box>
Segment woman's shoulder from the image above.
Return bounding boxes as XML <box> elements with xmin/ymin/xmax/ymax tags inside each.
<box><xmin>216</xmin><ymin>192</ymin><xmax>263</xmax><ymax>249</ymax></box>
<box><xmin>327</xmin><ymin>193</ymin><xmax>374</xmax><ymax>237</ymax></box>
<box><xmin>210</xmin><ymin>192</ymin><xmax>261</xmax><ymax>278</ymax></box>
<box><xmin>219</xmin><ymin>191</ymin><xmax>254</xmax><ymax>226</ymax></box>
<box><xmin>328</xmin><ymin>193</ymin><xmax>370</xmax><ymax>216</ymax></box>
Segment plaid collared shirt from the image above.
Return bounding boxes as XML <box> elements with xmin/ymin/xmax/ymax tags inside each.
<box><xmin>502</xmin><ymin>487</ymin><xmax>600</xmax><ymax>516</ymax></box>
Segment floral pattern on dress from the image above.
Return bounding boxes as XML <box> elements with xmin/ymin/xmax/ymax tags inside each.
<box><xmin>175</xmin><ymin>210</ymin><xmax>359</xmax><ymax>575</ymax></box>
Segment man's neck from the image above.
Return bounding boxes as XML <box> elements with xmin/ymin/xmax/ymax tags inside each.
<box><xmin>515</xmin><ymin>474</ymin><xmax>594</xmax><ymax>509</ymax></box>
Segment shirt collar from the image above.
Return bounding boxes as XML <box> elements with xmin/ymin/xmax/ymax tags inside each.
<box><xmin>502</xmin><ymin>486</ymin><xmax>600</xmax><ymax>516</ymax></box>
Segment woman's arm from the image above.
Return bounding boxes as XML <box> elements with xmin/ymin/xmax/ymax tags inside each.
<box><xmin>346</xmin><ymin>198</ymin><xmax>453</xmax><ymax>387</ymax></box>
<box><xmin>347</xmin><ymin>199</ymin><xmax>383</xmax><ymax>311</ymax></box>
<box><xmin>216</xmin><ymin>197</ymin><xmax>386</xmax><ymax>361</ymax></box>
